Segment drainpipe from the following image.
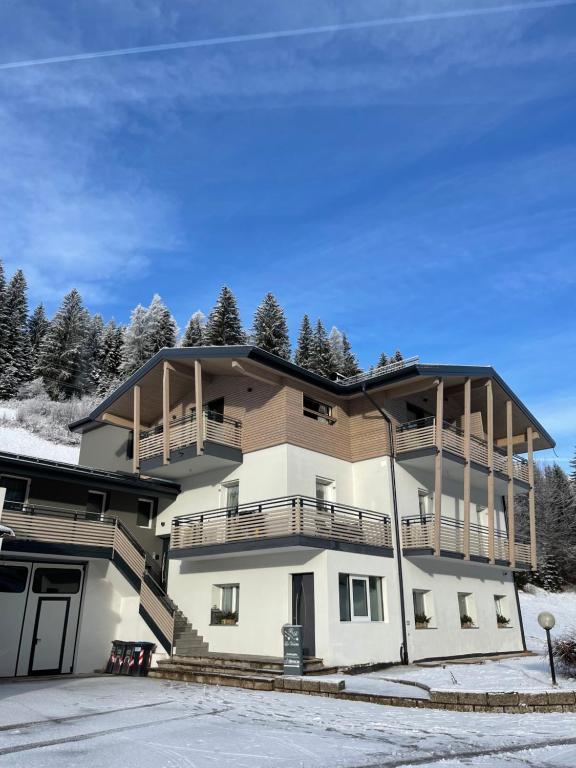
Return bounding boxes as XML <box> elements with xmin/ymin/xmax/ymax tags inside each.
<box><xmin>362</xmin><ymin>385</ymin><xmax>409</xmax><ymax>664</ymax></box>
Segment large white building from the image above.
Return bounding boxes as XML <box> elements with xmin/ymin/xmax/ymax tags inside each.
<box><xmin>0</xmin><ymin>347</ymin><xmax>553</xmax><ymax>676</ymax></box>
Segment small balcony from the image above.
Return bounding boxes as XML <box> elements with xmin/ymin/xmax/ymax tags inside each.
<box><xmin>139</xmin><ymin>410</ymin><xmax>243</xmax><ymax>477</ymax></box>
<box><xmin>401</xmin><ymin>515</ymin><xmax>531</xmax><ymax>568</ymax></box>
<box><xmin>394</xmin><ymin>417</ymin><xmax>529</xmax><ymax>484</ymax></box>
<box><xmin>170</xmin><ymin>496</ymin><xmax>393</xmax><ymax>558</ymax></box>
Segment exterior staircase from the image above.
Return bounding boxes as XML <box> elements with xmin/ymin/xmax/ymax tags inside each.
<box><xmin>173</xmin><ymin>610</ymin><xmax>209</xmax><ymax>656</ymax></box>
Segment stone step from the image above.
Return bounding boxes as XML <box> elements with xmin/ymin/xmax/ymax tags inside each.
<box><xmin>157</xmin><ymin>659</ymin><xmax>285</xmax><ymax>677</ymax></box>
<box><xmin>165</xmin><ymin>653</ymin><xmax>328</xmax><ymax>675</ymax></box>
<box><xmin>149</xmin><ymin>667</ymin><xmax>276</xmax><ymax>690</ymax></box>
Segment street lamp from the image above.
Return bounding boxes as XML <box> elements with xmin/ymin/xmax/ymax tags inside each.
<box><xmin>538</xmin><ymin>611</ymin><xmax>557</xmax><ymax>686</ymax></box>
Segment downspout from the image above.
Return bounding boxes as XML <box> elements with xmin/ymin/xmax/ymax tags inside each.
<box><xmin>361</xmin><ymin>385</ymin><xmax>409</xmax><ymax>664</ymax></box>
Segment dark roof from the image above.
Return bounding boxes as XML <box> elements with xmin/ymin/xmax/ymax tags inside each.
<box><xmin>69</xmin><ymin>345</ymin><xmax>555</xmax><ymax>449</ymax></box>
<box><xmin>0</xmin><ymin>451</ymin><xmax>180</xmax><ymax>496</ymax></box>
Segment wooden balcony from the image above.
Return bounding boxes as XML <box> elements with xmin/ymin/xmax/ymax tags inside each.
<box><xmin>140</xmin><ymin>410</ymin><xmax>242</xmax><ymax>462</ymax></box>
<box><xmin>401</xmin><ymin>515</ymin><xmax>531</xmax><ymax>567</ymax></box>
<box><xmin>170</xmin><ymin>496</ymin><xmax>393</xmax><ymax>557</ymax></box>
<box><xmin>394</xmin><ymin>418</ymin><xmax>530</xmax><ymax>484</ymax></box>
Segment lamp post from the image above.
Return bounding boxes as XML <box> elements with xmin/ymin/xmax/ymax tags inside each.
<box><xmin>538</xmin><ymin>611</ymin><xmax>557</xmax><ymax>686</ymax></box>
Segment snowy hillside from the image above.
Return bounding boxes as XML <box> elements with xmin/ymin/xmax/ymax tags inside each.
<box><xmin>0</xmin><ymin>406</ymin><xmax>79</xmax><ymax>464</ymax></box>
<box><xmin>520</xmin><ymin>587</ymin><xmax>576</xmax><ymax>652</ymax></box>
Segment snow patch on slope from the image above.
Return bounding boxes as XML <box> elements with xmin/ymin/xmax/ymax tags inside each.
<box><xmin>0</xmin><ymin>422</ymin><xmax>79</xmax><ymax>464</ymax></box>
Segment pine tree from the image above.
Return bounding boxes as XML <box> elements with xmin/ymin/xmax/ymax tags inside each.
<box><xmin>392</xmin><ymin>349</ymin><xmax>404</xmax><ymax>363</ymax></box>
<box><xmin>37</xmin><ymin>289</ymin><xmax>90</xmax><ymax>399</ymax></box>
<box><xmin>120</xmin><ymin>304</ymin><xmax>150</xmax><ymax>377</ymax></box>
<box><xmin>99</xmin><ymin>320</ymin><xmax>124</xmax><ymax>394</ymax></box>
<box><xmin>29</xmin><ymin>304</ymin><xmax>49</xmax><ymax>372</ymax></box>
<box><xmin>146</xmin><ymin>294</ymin><xmax>177</xmax><ymax>355</ymax></box>
<box><xmin>182</xmin><ymin>311</ymin><xmax>205</xmax><ymax>347</ymax></box>
<box><xmin>204</xmin><ymin>286</ymin><xmax>246</xmax><ymax>345</ymax></box>
<box><xmin>377</xmin><ymin>352</ymin><xmax>389</xmax><ymax>368</ymax></box>
<box><xmin>570</xmin><ymin>446</ymin><xmax>576</xmax><ymax>488</ymax></box>
<box><xmin>0</xmin><ymin>270</ymin><xmax>32</xmax><ymax>398</ymax></box>
<box><xmin>341</xmin><ymin>333</ymin><xmax>361</xmax><ymax>377</ymax></box>
<box><xmin>329</xmin><ymin>327</ymin><xmax>345</xmax><ymax>375</ymax></box>
<box><xmin>84</xmin><ymin>314</ymin><xmax>105</xmax><ymax>393</ymax></box>
<box><xmin>294</xmin><ymin>315</ymin><xmax>314</xmax><ymax>370</ymax></box>
<box><xmin>252</xmin><ymin>293</ymin><xmax>290</xmax><ymax>359</ymax></box>
<box><xmin>310</xmin><ymin>319</ymin><xmax>334</xmax><ymax>378</ymax></box>
<box><xmin>0</xmin><ymin>261</ymin><xmax>8</xmax><ymax>378</ymax></box>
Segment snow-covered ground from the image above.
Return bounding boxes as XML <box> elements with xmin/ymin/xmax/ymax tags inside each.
<box><xmin>379</xmin><ymin>588</ymin><xmax>576</xmax><ymax>694</ymax></box>
<box><xmin>0</xmin><ymin>407</ymin><xmax>79</xmax><ymax>464</ymax></box>
<box><xmin>1</xmin><ymin>675</ymin><xmax>576</xmax><ymax>768</ymax></box>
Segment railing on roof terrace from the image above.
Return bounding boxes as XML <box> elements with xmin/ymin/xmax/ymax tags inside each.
<box><xmin>338</xmin><ymin>356</ymin><xmax>420</xmax><ymax>386</ymax></box>
<box><xmin>401</xmin><ymin>514</ymin><xmax>531</xmax><ymax>565</ymax></box>
<box><xmin>139</xmin><ymin>409</ymin><xmax>242</xmax><ymax>461</ymax></box>
<box><xmin>170</xmin><ymin>495</ymin><xmax>393</xmax><ymax>552</ymax></box>
<box><xmin>394</xmin><ymin>417</ymin><xmax>530</xmax><ymax>483</ymax></box>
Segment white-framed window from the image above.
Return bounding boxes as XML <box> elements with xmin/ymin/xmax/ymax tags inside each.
<box><xmin>137</xmin><ymin>498</ymin><xmax>154</xmax><ymax>528</ymax></box>
<box><xmin>458</xmin><ymin>592</ymin><xmax>477</xmax><ymax>628</ymax></box>
<box><xmin>494</xmin><ymin>594</ymin><xmax>512</xmax><ymax>628</ymax></box>
<box><xmin>418</xmin><ymin>489</ymin><xmax>431</xmax><ymax>521</ymax></box>
<box><xmin>339</xmin><ymin>574</ymin><xmax>384</xmax><ymax>622</ymax></box>
<box><xmin>316</xmin><ymin>477</ymin><xmax>335</xmax><ymax>510</ymax></box>
<box><xmin>0</xmin><ymin>474</ymin><xmax>31</xmax><ymax>510</ymax></box>
<box><xmin>86</xmin><ymin>490</ymin><xmax>107</xmax><ymax>520</ymax></box>
<box><xmin>222</xmin><ymin>480</ymin><xmax>239</xmax><ymax>510</ymax></box>
<box><xmin>413</xmin><ymin>589</ymin><xmax>434</xmax><ymax>629</ymax></box>
<box><xmin>211</xmin><ymin>583</ymin><xmax>239</xmax><ymax>625</ymax></box>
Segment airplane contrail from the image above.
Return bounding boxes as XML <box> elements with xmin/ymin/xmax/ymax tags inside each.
<box><xmin>1</xmin><ymin>0</ymin><xmax>574</xmax><ymax>71</ymax></box>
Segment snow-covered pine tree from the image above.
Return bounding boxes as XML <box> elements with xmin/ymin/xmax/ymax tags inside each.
<box><xmin>0</xmin><ymin>269</ymin><xmax>32</xmax><ymax>398</ymax></box>
<box><xmin>252</xmin><ymin>293</ymin><xmax>291</xmax><ymax>359</ymax></box>
<box><xmin>29</xmin><ymin>303</ymin><xmax>50</xmax><ymax>372</ymax></box>
<box><xmin>341</xmin><ymin>333</ymin><xmax>361</xmax><ymax>377</ymax></box>
<box><xmin>329</xmin><ymin>327</ymin><xmax>345</xmax><ymax>375</ymax></box>
<box><xmin>204</xmin><ymin>286</ymin><xmax>246</xmax><ymax>345</ymax></box>
<box><xmin>120</xmin><ymin>304</ymin><xmax>151</xmax><ymax>377</ymax></box>
<box><xmin>37</xmin><ymin>289</ymin><xmax>90</xmax><ymax>399</ymax></box>
<box><xmin>294</xmin><ymin>315</ymin><xmax>314</xmax><ymax>370</ymax></box>
<box><xmin>99</xmin><ymin>320</ymin><xmax>124</xmax><ymax>394</ymax></box>
<box><xmin>146</xmin><ymin>294</ymin><xmax>177</xmax><ymax>355</ymax></box>
<box><xmin>392</xmin><ymin>349</ymin><xmax>404</xmax><ymax>363</ymax></box>
<box><xmin>0</xmin><ymin>262</ymin><xmax>8</xmax><ymax>378</ymax></box>
<box><xmin>182</xmin><ymin>311</ymin><xmax>205</xmax><ymax>347</ymax></box>
<box><xmin>570</xmin><ymin>446</ymin><xmax>576</xmax><ymax>488</ymax></box>
<box><xmin>310</xmin><ymin>319</ymin><xmax>335</xmax><ymax>378</ymax></box>
<box><xmin>84</xmin><ymin>314</ymin><xmax>105</xmax><ymax>393</ymax></box>
<box><xmin>376</xmin><ymin>352</ymin><xmax>389</xmax><ymax>368</ymax></box>
<box><xmin>533</xmin><ymin>556</ymin><xmax>564</xmax><ymax>593</ymax></box>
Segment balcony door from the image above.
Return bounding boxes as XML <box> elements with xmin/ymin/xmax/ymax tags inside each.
<box><xmin>292</xmin><ymin>573</ymin><xmax>315</xmax><ymax>658</ymax></box>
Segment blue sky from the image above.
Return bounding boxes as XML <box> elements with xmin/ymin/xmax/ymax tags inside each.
<box><xmin>0</xmin><ymin>0</ymin><xmax>575</xmax><ymax>465</ymax></box>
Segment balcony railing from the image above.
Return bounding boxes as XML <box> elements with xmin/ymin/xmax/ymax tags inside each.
<box><xmin>401</xmin><ymin>515</ymin><xmax>531</xmax><ymax>564</ymax></box>
<box><xmin>394</xmin><ymin>417</ymin><xmax>529</xmax><ymax>483</ymax></box>
<box><xmin>140</xmin><ymin>410</ymin><xmax>242</xmax><ymax>462</ymax></box>
<box><xmin>171</xmin><ymin>496</ymin><xmax>393</xmax><ymax>552</ymax></box>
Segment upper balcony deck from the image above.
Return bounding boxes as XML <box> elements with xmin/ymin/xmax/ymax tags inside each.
<box><xmin>394</xmin><ymin>417</ymin><xmax>530</xmax><ymax>484</ymax></box>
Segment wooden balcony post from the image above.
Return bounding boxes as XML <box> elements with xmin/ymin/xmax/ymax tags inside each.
<box><xmin>486</xmin><ymin>379</ymin><xmax>495</xmax><ymax>564</ymax></box>
<box><xmin>163</xmin><ymin>361</ymin><xmax>171</xmax><ymax>465</ymax></box>
<box><xmin>506</xmin><ymin>399</ymin><xmax>516</xmax><ymax>568</ymax></box>
<box><xmin>527</xmin><ymin>426</ymin><xmax>537</xmax><ymax>570</ymax></box>
<box><xmin>463</xmin><ymin>377</ymin><xmax>471</xmax><ymax>560</ymax></box>
<box><xmin>133</xmin><ymin>385</ymin><xmax>141</xmax><ymax>474</ymax></box>
<box><xmin>195</xmin><ymin>360</ymin><xmax>204</xmax><ymax>454</ymax></box>
<box><xmin>434</xmin><ymin>378</ymin><xmax>444</xmax><ymax>556</ymax></box>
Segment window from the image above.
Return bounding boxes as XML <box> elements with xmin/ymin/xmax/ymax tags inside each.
<box><xmin>0</xmin><ymin>475</ymin><xmax>30</xmax><ymax>510</ymax></box>
<box><xmin>205</xmin><ymin>397</ymin><xmax>225</xmax><ymax>423</ymax></box>
<box><xmin>0</xmin><ymin>564</ymin><xmax>28</xmax><ymax>593</ymax></box>
<box><xmin>211</xmin><ymin>584</ymin><xmax>239</xmax><ymax>625</ymax></box>
<box><xmin>316</xmin><ymin>477</ymin><xmax>335</xmax><ymax>510</ymax></box>
<box><xmin>86</xmin><ymin>490</ymin><xmax>107</xmax><ymax>520</ymax></box>
<box><xmin>224</xmin><ymin>481</ymin><xmax>240</xmax><ymax>510</ymax></box>
<box><xmin>418</xmin><ymin>490</ymin><xmax>431</xmax><ymax>521</ymax></box>
<box><xmin>32</xmin><ymin>568</ymin><xmax>81</xmax><ymax>594</ymax></box>
<box><xmin>413</xmin><ymin>589</ymin><xmax>433</xmax><ymax>628</ymax></box>
<box><xmin>126</xmin><ymin>432</ymin><xmax>134</xmax><ymax>460</ymax></box>
<box><xmin>458</xmin><ymin>592</ymin><xmax>477</xmax><ymax>628</ymax></box>
<box><xmin>137</xmin><ymin>498</ymin><xmax>154</xmax><ymax>528</ymax></box>
<box><xmin>494</xmin><ymin>595</ymin><xmax>511</xmax><ymax>627</ymax></box>
<box><xmin>339</xmin><ymin>574</ymin><xmax>384</xmax><ymax>622</ymax></box>
<box><xmin>303</xmin><ymin>395</ymin><xmax>335</xmax><ymax>425</ymax></box>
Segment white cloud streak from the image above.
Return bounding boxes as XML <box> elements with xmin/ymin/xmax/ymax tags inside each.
<box><xmin>1</xmin><ymin>0</ymin><xmax>575</xmax><ymax>71</ymax></box>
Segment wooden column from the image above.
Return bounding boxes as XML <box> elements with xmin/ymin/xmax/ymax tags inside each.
<box><xmin>195</xmin><ymin>360</ymin><xmax>204</xmax><ymax>455</ymax></box>
<box><xmin>163</xmin><ymin>361</ymin><xmax>171</xmax><ymax>465</ymax></box>
<box><xmin>486</xmin><ymin>380</ymin><xmax>495</xmax><ymax>564</ymax></box>
<box><xmin>506</xmin><ymin>399</ymin><xmax>516</xmax><ymax>568</ymax></box>
<box><xmin>133</xmin><ymin>384</ymin><xmax>141</xmax><ymax>475</ymax></box>
<box><xmin>463</xmin><ymin>377</ymin><xmax>471</xmax><ymax>560</ymax></box>
<box><xmin>527</xmin><ymin>426</ymin><xmax>537</xmax><ymax>570</ymax></box>
<box><xmin>434</xmin><ymin>378</ymin><xmax>444</xmax><ymax>557</ymax></box>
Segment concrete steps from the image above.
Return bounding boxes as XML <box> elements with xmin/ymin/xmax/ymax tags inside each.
<box><xmin>172</xmin><ymin>610</ymin><xmax>209</xmax><ymax>657</ymax></box>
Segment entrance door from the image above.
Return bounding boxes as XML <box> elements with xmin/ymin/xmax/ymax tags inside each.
<box><xmin>29</xmin><ymin>598</ymin><xmax>70</xmax><ymax>675</ymax></box>
<box><xmin>292</xmin><ymin>573</ymin><xmax>315</xmax><ymax>657</ymax></box>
